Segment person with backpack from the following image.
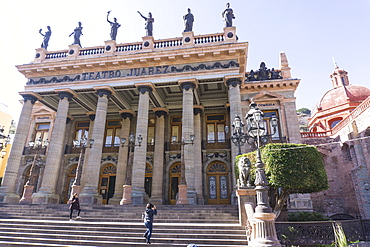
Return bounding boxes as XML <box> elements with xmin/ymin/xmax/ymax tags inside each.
<box><xmin>68</xmin><ymin>193</ymin><xmax>81</xmax><ymax>221</ymax></box>
<box><xmin>143</xmin><ymin>203</ymin><xmax>157</xmax><ymax>244</ymax></box>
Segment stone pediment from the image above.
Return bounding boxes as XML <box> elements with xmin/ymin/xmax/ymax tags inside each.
<box><xmin>251</xmin><ymin>92</ymin><xmax>284</xmax><ymax>101</ymax></box>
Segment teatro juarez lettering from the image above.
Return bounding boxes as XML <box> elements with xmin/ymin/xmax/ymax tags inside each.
<box><xmin>27</xmin><ymin>60</ymin><xmax>239</xmax><ymax>85</ymax></box>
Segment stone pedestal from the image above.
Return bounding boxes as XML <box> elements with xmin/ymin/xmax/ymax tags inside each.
<box><xmin>120</xmin><ymin>185</ymin><xmax>132</xmax><ymax>205</ymax></box>
<box><xmin>104</xmin><ymin>40</ymin><xmax>116</xmax><ymax>54</ymax></box>
<box><xmin>34</xmin><ymin>48</ymin><xmax>46</xmax><ymax>63</ymax></box>
<box><xmin>249</xmin><ymin>213</ymin><xmax>281</xmax><ymax>247</ymax></box>
<box><xmin>19</xmin><ymin>185</ymin><xmax>34</xmax><ymax>204</ymax></box>
<box><xmin>182</xmin><ymin>31</ymin><xmax>194</xmax><ymax>47</ymax></box>
<box><xmin>131</xmin><ymin>187</ymin><xmax>148</xmax><ymax>205</ymax></box>
<box><xmin>223</xmin><ymin>26</ymin><xmax>237</xmax><ymax>43</ymax></box>
<box><xmin>142</xmin><ymin>36</ymin><xmax>154</xmax><ymax>50</ymax></box>
<box><xmin>177</xmin><ymin>184</ymin><xmax>189</xmax><ymax>205</ymax></box>
<box><xmin>236</xmin><ymin>188</ymin><xmax>256</xmax><ymax>226</ymax></box>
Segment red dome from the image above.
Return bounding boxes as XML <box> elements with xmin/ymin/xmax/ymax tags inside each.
<box><xmin>319</xmin><ymin>84</ymin><xmax>370</xmax><ymax>110</ymax></box>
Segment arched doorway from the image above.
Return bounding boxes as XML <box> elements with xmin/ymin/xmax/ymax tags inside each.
<box><xmin>145</xmin><ymin>163</ymin><xmax>153</xmax><ymax>198</ymax></box>
<box><xmin>169</xmin><ymin>162</ymin><xmax>181</xmax><ymax>205</ymax></box>
<box><xmin>99</xmin><ymin>163</ymin><xmax>116</xmax><ymax>204</ymax></box>
<box><xmin>65</xmin><ymin>165</ymin><xmax>77</xmax><ymax>202</ymax></box>
<box><xmin>206</xmin><ymin>161</ymin><xmax>230</xmax><ymax>205</ymax></box>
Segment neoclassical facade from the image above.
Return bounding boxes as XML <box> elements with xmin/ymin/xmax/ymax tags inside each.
<box><xmin>0</xmin><ymin>27</ymin><xmax>301</xmax><ymax>205</ymax></box>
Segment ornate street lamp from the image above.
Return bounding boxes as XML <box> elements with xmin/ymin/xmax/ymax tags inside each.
<box><xmin>19</xmin><ymin>137</ymin><xmax>49</xmax><ymax>204</ymax></box>
<box><xmin>229</xmin><ymin>102</ymin><xmax>280</xmax><ymax>246</ymax></box>
<box><xmin>120</xmin><ymin>132</ymin><xmax>143</xmax><ymax>205</ymax></box>
<box><xmin>171</xmin><ymin>134</ymin><xmax>195</xmax><ymax>205</ymax></box>
<box><xmin>70</xmin><ymin>135</ymin><xmax>94</xmax><ymax>196</ymax></box>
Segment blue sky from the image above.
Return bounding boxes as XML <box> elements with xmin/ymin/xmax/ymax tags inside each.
<box><xmin>1</xmin><ymin>0</ymin><xmax>370</xmax><ymax>119</ymax></box>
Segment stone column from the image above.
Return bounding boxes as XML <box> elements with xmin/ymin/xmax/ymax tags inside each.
<box><xmin>109</xmin><ymin>110</ymin><xmax>134</xmax><ymax>205</ymax></box>
<box><xmin>194</xmin><ymin>106</ymin><xmax>204</xmax><ymax>204</ymax></box>
<box><xmin>179</xmin><ymin>79</ymin><xmax>197</xmax><ymax>204</ymax></box>
<box><xmin>80</xmin><ymin>89</ymin><xmax>112</xmax><ymax>204</ymax></box>
<box><xmin>80</xmin><ymin>113</ymin><xmax>95</xmax><ymax>189</ymax></box>
<box><xmin>131</xmin><ymin>84</ymin><xmax>153</xmax><ymax>205</ymax></box>
<box><xmin>225</xmin><ymin>77</ymin><xmax>243</xmax><ymax>189</ymax></box>
<box><xmin>32</xmin><ymin>91</ymin><xmax>74</xmax><ymax>204</ymax></box>
<box><xmin>150</xmin><ymin>108</ymin><xmax>168</xmax><ymax>204</ymax></box>
<box><xmin>0</xmin><ymin>94</ymin><xmax>38</xmax><ymax>203</ymax></box>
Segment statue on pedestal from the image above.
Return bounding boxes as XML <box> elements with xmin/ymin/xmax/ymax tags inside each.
<box><xmin>69</xmin><ymin>22</ymin><xmax>83</xmax><ymax>47</ymax></box>
<box><xmin>137</xmin><ymin>11</ymin><xmax>154</xmax><ymax>36</ymax></box>
<box><xmin>238</xmin><ymin>157</ymin><xmax>252</xmax><ymax>188</ymax></box>
<box><xmin>183</xmin><ymin>8</ymin><xmax>194</xmax><ymax>32</ymax></box>
<box><xmin>222</xmin><ymin>3</ymin><xmax>235</xmax><ymax>27</ymax></box>
<box><xmin>39</xmin><ymin>26</ymin><xmax>51</xmax><ymax>50</ymax></box>
<box><xmin>107</xmin><ymin>11</ymin><xmax>121</xmax><ymax>41</ymax></box>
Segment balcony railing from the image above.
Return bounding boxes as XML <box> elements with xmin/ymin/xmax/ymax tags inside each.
<box><xmin>202</xmin><ymin>140</ymin><xmax>230</xmax><ymax>150</ymax></box>
<box><xmin>23</xmin><ymin>147</ymin><xmax>47</xmax><ymax>155</ymax></box>
<box><xmin>36</xmin><ymin>28</ymin><xmax>237</xmax><ymax>63</ymax></box>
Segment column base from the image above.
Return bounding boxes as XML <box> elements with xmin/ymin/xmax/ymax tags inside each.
<box><xmin>177</xmin><ymin>184</ymin><xmax>189</xmax><ymax>205</ymax></box>
<box><xmin>120</xmin><ymin>185</ymin><xmax>132</xmax><ymax>205</ymax></box>
<box><xmin>131</xmin><ymin>187</ymin><xmax>148</xmax><ymax>205</ymax></box>
<box><xmin>187</xmin><ymin>187</ymin><xmax>197</xmax><ymax>205</ymax></box>
<box><xmin>32</xmin><ymin>191</ymin><xmax>59</xmax><ymax>204</ymax></box>
<box><xmin>0</xmin><ymin>192</ymin><xmax>21</xmax><ymax>204</ymax></box>
<box><xmin>19</xmin><ymin>185</ymin><xmax>35</xmax><ymax>204</ymax></box>
<box><xmin>248</xmin><ymin>212</ymin><xmax>281</xmax><ymax>247</ymax></box>
<box><xmin>79</xmin><ymin>191</ymin><xmax>102</xmax><ymax>205</ymax></box>
<box><xmin>149</xmin><ymin>193</ymin><xmax>163</xmax><ymax>205</ymax></box>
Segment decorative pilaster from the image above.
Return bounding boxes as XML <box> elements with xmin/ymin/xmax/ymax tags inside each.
<box><xmin>109</xmin><ymin>110</ymin><xmax>134</xmax><ymax>205</ymax></box>
<box><xmin>0</xmin><ymin>94</ymin><xmax>38</xmax><ymax>203</ymax></box>
<box><xmin>193</xmin><ymin>105</ymin><xmax>204</xmax><ymax>204</ymax></box>
<box><xmin>131</xmin><ymin>83</ymin><xmax>154</xmax><ymax>204</ymax></box>
<box><xmin>32</xmin><ymin>91</ymin><xmax>74</xmax><ymax>204</ymax></box>
<box><xmin>80</xmin><ymin>88</ymin><xmax>112</xmax><ymax>204</ymax></box>
<box><xmin>179</xmin><ymin>79</ymin><xmax>197</xmax><ymax>204</ymax></box>
<box><xmin>150</xmin><ymin>108</ymin><xmax>168</xmax><ymax>204</ymax></box>
<box><xmin>30</xmin><ymin>93</ymin><xmax>70</xmax><ymax>203</ymax></box>
<box><xmin>225</xmin><ymin>76</ymin><xmax>243</xmax><ymax>189</ymax></box>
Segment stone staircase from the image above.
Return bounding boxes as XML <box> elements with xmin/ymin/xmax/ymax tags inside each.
<box><xmin>0</xmin><ymin>204</ymin><xmax>248</xmax><ymax>246</ymax></box>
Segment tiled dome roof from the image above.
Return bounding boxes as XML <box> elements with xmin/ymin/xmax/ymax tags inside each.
<box><xmin>318</xmin><ymin>84</ymin><xmax>370</xmax><ymax>110</ymax></box>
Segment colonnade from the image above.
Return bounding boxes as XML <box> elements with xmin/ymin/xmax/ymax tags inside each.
<box><xmin>0</xmin><ymin>77</ymin><xmax>243</xmax><ymax>204</ymax></box>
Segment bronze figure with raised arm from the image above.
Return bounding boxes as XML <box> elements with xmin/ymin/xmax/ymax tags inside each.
<box><xmin>107</xmin><ymin>11</ymin><xmax>121</xmax><ymax>41</ymax></box>
<box><xmin>137</xmin><ymin>11</ymin><xmax>154</xmax><ymax>37</ymax></box>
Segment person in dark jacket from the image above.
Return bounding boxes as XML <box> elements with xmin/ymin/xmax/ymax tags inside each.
<box><xmin>68</xmin><ymin>193</ymin><xmax>81</xmax><ymax>221</ymax></box>
<box><xmin>143</xmin><ymin>203</ymin><xmax>157</xmax><ymax>244</ymax></box>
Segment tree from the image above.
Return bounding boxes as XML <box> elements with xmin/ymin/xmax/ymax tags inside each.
<box><xmin>297</xmin><ymin>107</ymin><xmax>311</xmax><ymax>115</ymax></box>
<box><xmin>237</xmin><ymin>143</ymin><xmax>328</xmax><ymax>219</ymax></box>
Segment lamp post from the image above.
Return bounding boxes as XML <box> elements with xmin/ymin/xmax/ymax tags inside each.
<box><xmin>229</xmin><ymin>102</ymin><xmax>280</xmax><ymax>246</ymax></box>
<box><xmin>70</xmin><ymin>136</ymin><xmax>94</xmax><ymax>196</ymax></box>
<box><xmin>19</xmin><ymin>137</ymin><xmax>49</xmax><ymax>204</ymax></box>
<box><xmin>120</xmin><ymin>132</ymin><xmax>143</xmax><ymax>205</ymax></box>
<box><xmin>172</xmin><ymin>135</ymin><xmax>195</xmax><ymax>205</ymax></box>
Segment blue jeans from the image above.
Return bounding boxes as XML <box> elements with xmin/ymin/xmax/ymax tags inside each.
<box><xmin>144</xmin><ymin>221</ymin><xmax>153</xmax><ymax>242</ymax></box>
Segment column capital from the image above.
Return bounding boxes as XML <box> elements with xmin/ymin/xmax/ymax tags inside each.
<box><xmin>21</xmin><ymin>94</ymin><xmax>38</xmax><ymax>104</ymax></box>
<box><xmin>153</xmin><ymin>108</ymin><xmax>168</xmax><ymax>118</ymax></box>
<box><xmin>55</xmin><ymin>88</ymin><xmax>78</xmax><ymax>98</ymax></box>
<box><xmin>19</xmin><ymin>91</ymin><xmax>42</xmax><ymax>104</ymax></box>
<box><xmin>57</xmin><ymin>92</ymin><xmax>74</xmax><ymax>101</ymax></box>
<box><xmin>93</xmin><ymin>86</ymin><xmax>115</xmax><ymax>98</ymax></box>
<box><xmin>193</xmin><ymin>105</ymin><xmax>204</xmax><ymax>115</ymax></box>
<box><xmin>86</xmin><ymin>111</ymin><xmax>96</xmax><ymax>121</ymax></box>
<box><xmin>135</xmin><ymin>82</ymin><xmax>155</xmax><ymax>94</ymax></box>
<box><xmin>119</xmin><ymin>109</ymin><xmax>135</xmax><ymax>120</ymax></box>
<box><xmin>225</xmin><ymin>77</ymin><xmax>242</xmax><ymax>88</ymax></box>
<box><xmin>178</xmin><ymin>78</ymin><xmax>198</xmax><ymax>91</ymax></box>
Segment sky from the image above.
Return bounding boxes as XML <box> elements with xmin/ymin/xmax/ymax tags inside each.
<box><xmin>1</xmin><ymin>0</ymin><xmax>370</xmax><ymax>121</ymax></box>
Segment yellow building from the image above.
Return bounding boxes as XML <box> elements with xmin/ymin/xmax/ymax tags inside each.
<box><xmin>0</xmin><ymin>106</ymin><xmax>13</xmax><ymax>183</ymax></box>
<box><xmin>0</xmin><ymin>27</ymin><xmax>301</xmax><ymax>205</ymax></box>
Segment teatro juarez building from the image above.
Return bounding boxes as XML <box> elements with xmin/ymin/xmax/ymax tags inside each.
<box><xmin>0</xmin><ymin>25</ymin><xmax>301</xmax><ymax>205</ymax></box>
